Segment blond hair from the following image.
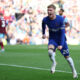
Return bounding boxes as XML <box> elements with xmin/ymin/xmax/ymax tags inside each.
<box><xmin>47</xmin><ymin>4</ymin><xmax>56</xmax><ymax>10</ymax></box>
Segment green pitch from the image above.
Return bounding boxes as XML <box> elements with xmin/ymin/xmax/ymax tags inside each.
<box><xmin>0</xmin><ymin>45</ymin><xmax>80</xmax><ymax>80</ymax></box>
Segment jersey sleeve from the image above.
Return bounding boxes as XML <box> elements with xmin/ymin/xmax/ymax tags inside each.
<box><xmin>64</xmin><ymin>17</ymin><xmax>68</xmax><ymax>23</ymax></box>
<box><xmin>59</xmin><ymin>17</ymin><xmax>65</xmax><ymax>46</ymax></box>
<box><xmin>42</xmin><ymin>18</ymin><xmax>46</xmax><ymax>35</ymax></box>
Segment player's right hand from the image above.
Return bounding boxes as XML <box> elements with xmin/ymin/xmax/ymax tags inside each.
<box><xmin>42</xmin><ymin>35</ymin><xmax>46</xmax><ymax>39</ymax></box>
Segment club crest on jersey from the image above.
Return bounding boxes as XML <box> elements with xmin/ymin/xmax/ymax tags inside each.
<box><xmin>55</xmin><ymin>23</ymin><xmax>59</xmax><ymax>27</ymax></box>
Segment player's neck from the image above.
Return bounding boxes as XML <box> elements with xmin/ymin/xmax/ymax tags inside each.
<box><xmin>50</xmin><ymin>14</ymin><xmax>56</xmax><ymax>20</ymax></box>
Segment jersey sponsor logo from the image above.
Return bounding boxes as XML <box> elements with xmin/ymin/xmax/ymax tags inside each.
<box><xmin>49</xmin><ymin>27</ymin><xmax>65</xmax><ymax>32</ymax></box>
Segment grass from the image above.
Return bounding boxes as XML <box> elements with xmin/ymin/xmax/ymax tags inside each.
<box><xmin>0</xmin><ymin>45</ymin><xmax>80</xmax><ymax>80</ymax></box>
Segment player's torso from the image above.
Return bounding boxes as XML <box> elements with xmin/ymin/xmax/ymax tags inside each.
<box><xmin>45</xmin><ymin>15</ymin><xmax>62</xmax><ymax>40</ymax></box>
<box><xmin>0</xmin><ymin>18</ymin><xmax>6</xmax><ymax>34</ymax></box>
<box><xmin>45</xmin><ymin>15</ymin><xmax>61</xmax><ymax>29</ymax></box>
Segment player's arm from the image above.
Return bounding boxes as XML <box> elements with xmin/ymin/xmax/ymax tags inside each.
<box><xmin>58</xmin><ymin>17</ymin><xmax>65</xmax><ymax>50</ymax></box>
<box><xmin>64</xmin><ymin>17</ymin><xmax>69</xmax><ymax>28</ymax></box>
<box><xmin>65</xmin><ymin>22</ymin><xmax>69</xmax><ymax>28</ymax></box>
<box><xmin>42</xmin><ymin>18</ymin><xmax>46</xmax><ymax>39</ymax></box>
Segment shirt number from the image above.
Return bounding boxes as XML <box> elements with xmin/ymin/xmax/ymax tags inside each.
<box><xmin>2</xmin><ymin>20</ymin><xmax>5</xmax><ymax>27</ymax></box>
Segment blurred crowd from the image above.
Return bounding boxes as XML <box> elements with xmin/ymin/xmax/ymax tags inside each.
<box><xmin>0</xmin><ymin>0</ymin><xmax>80</xmax><ymax>45</ymax></box>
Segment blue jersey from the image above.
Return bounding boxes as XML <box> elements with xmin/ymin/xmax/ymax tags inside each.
<box><xmin>42</xmin><ymin>15</ymin><xmax>66</xmax><ymax>46</ymax></box>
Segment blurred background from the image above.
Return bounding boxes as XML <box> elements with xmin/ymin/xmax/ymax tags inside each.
<box><xmin>0</xmin><ymin>0</ymin><xmax>80</xmax><ymax>45</ymax></box>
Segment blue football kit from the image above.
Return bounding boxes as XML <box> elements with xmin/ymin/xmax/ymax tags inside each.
<box><xmin>42</xmin><ymin>15</ymin><xmax>69</xmax><ymax>56</ymax></box>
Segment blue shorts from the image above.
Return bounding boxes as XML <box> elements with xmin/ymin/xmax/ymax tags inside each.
<box><xmin>0</xmin><ymin>33</ymin><xmax>5</xmax><ymax>38</ymax></box>
<box><xmin>48</xmin><ymin>39</ymin><xmax>69</xmax><ymax>56</ymax></box>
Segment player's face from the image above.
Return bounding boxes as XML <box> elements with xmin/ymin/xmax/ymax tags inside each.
<box><xmin>47</xmin><ymin>7</ymin><xmax>55</xmax><ymax>19</ymax></box>
<box><xmin>59</xmin><ymin>10</ymin><xmax>63</xmax><ymax>15</ymax></box>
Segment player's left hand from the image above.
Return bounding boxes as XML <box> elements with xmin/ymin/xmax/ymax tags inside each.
<box><xmin>57</xmin><ymin>46</ymin><xmax>63</xmax><ymax>50</ymax></box>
